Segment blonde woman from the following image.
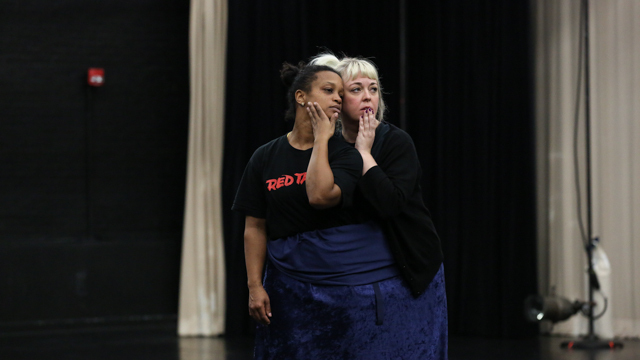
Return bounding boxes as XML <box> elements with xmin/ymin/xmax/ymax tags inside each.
<box><xmin>310</xmin><ymin>53</ymin><xmax>448</xmax><ymax>359</ymax></box>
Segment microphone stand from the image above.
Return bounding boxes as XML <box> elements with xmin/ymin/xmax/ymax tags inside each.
<box><xmin>560</xmin><ymin>0</ymin><xmax>623</xmax><ymax>350</ymax></box>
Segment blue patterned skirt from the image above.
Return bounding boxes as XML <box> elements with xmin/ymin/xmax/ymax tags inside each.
<box><xmin>254</xmin><ymin>262</ymin><xmax>448</xmax><ymax>360</ymax></box>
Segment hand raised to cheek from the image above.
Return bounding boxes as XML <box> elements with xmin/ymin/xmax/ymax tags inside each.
<box><xmin>307</xmin><ymin>102</ymin><xmax>338</xmax><ymax>143</ymax></box>
<box><xmin>355</xmin><ymin>108</ymin><xmax>379</xmax><ymax>154</ymax></box>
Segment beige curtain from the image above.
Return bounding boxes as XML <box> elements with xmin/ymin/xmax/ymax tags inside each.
<box><xmin>178</xmin><ymin>0</ymin><xmax>228</xmax><ymax>336</ymax></box>
<box><xmin>534</xmin><ymin>0</ymin><xmax>640</xmax><ymax>338</ymax></box>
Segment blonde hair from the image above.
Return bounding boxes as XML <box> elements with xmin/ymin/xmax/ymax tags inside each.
<box><xmin>310</xmin><ymin>53</ymin><xmax>387</xmax><ymax>122</ymax></box>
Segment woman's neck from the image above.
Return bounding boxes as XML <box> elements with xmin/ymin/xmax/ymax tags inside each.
<box><xmin>341</xmin><ymin>118</ymin><xmax>359</xmax><ymax>144</ymax></box>
<box><xmin>288</xmin><ymin>116</ymin><xmax>315</xmax><ymax>150</ymax></box>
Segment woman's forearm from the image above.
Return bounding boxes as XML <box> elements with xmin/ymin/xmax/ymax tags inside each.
<box><xmin>243</xmin><ymin>216</ymin><xmax>272</xmax><ymax>325</ymax></box>
<box><xmin>244</xmin><ymin>216</ymin><xmax>267</xmax><ymax>288</ymax></box>
<box><xmin>359</xmin><ymin>149</ymin><xmax>378</xmax><ymax>175</ymax></box>
<box><xmin>305</xmin><ymin>102</ymin><xmax>342</xmax><ymax>209</ymax></box>
<box><xmin>306</xmin><ymin>139</ymin><xmax>342</xmax><ymax>209</ymax></box>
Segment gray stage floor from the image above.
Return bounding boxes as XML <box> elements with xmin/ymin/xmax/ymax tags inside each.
<box><xmin>0</xmin><ymin>323</ymin><xmax>637</xmax><ymax>360</ymax></box>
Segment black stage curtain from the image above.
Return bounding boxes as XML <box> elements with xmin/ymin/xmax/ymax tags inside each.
<box><xmin>223</xmin><ymin>0</ymin><xmax>537</xmax><ymax>338</ymax></box>
<box><xmin>407</xmin><ymin>1</ymin><xmax>538</xmax><ymax>338</ymax></box>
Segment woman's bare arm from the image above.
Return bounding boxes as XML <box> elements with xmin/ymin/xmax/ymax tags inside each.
<box><xmin>244</xmin><ymin>216</ymin><xmax>272</xmax><ymax>325</ymax></box>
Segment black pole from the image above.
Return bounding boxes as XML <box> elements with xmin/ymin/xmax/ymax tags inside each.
<box><xmin>583</xmin><ymin>0</ymin><xmax>595</xmax><ymax>339</ymax></box>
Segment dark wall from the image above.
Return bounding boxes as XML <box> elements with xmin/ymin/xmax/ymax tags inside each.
<box><xmin>0</xmin><ymin>1</ymin><xmax>189</xmax><ymax>326</ymax></box>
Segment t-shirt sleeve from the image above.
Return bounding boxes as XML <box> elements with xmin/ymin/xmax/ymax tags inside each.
<box><xmin>231</xmin><ymin>147</ymin><xmax>267</xmax><ymax>218</ymax></box>
<box><xmin>358</xmin><ymin>129</ymin><xmax>419</xmax><ymax>217</ymax></box>
<box><xmin>328</xmin><ymin>141</ymin><xmax>363</xmax><ymax>208</ymax></box>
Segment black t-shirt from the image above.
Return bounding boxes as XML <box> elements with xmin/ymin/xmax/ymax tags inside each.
<box><xmin>232</xmin><ymin>134</ymin><xmax>363</xmax><ymax>240</ymax></box>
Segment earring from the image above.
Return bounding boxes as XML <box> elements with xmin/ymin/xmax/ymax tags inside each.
<box><xmin>299</xmin><ymin>102</ymin><xmax>305</xmax><ymax>107</ymax></box>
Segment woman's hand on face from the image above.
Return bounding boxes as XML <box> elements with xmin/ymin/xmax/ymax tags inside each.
<box><xmin>248</xmin><ymin>285</ymin><xmax>272</xmax><ymax>325</ymax></box>
<box><xmin>355</xmin><ymin>108</ymin><xmax>379</xmax><ymax>154</ymax></box>
<box><xmin>307</xmin><ymin>102</ymin><xmax>337</xmax><ymax>143</ymax></box>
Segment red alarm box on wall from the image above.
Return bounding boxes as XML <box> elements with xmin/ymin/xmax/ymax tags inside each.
<box><xmin>88</xmin><ymin>68</ymin><xmax>105</xmax><ymax>87</ymax></box>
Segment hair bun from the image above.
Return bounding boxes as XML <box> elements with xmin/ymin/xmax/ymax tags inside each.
<box><xmin>280</xmin><ymin>61</ymin><xmax>306</xmax><ymax>88</ymax></box>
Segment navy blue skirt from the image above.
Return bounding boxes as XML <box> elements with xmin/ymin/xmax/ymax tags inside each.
<box><xmin>254</xmin><ymin>263</ymin><xmax>448</xmax><ymax>360</ymax></box>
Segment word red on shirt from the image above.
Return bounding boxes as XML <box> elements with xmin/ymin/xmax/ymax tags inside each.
<box><xmin>266</xmin><ymin>172</ymin><xmax>306</xmax><ymax>191</ymax></box>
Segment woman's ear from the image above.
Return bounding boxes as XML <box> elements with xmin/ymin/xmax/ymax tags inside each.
<box><xmin>295</xmin><ymin>89</ymin><xmax>306</xmax><ymax>107</ymax></box>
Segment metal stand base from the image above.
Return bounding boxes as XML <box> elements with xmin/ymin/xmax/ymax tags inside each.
<box><xmin>561</xmin><ymin>335</ymin><xmax>624</xmax><ymax>350</ymax></box>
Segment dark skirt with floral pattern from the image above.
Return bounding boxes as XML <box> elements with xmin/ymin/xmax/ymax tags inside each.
<box><xmin>253</xmin><ymin>262</ymin><xmax>448</xmax><ymax>360</ymax></box>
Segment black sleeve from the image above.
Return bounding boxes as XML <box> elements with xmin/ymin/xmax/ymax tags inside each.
<box><xmin>358</xmin><ymin>130</ymin><xmax>418</xmax><ymax>218</ymax></box>
<box><xmin>231</xmin><ymin>147</ymin><xmax>267</xmax><ymax>219</ymax></box>
<box><xmin>328</xmin><ymin>141</ymin><xmax>363</xmax><ymax>208</ymax></box>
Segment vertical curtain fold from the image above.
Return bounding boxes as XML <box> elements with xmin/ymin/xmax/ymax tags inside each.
<box><xmin>178</xmin><ymin>0</ymin><xmax>228</xmax><ymax>336</ymax></box>
<box><xmin>534</xmin><ymin>0</ymin><xmax>640</xmax><ymax>338</ymax></box>
<box><xmin>589</xmin><ymin>0</ymin><xmax>640</xmax><ymax>338</ymax></box>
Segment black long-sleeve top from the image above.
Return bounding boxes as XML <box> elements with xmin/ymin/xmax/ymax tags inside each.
<box><xmin>345</xmin><ymin>123</ymin><xmax>444</xmax><ymax>296</ymax></box>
